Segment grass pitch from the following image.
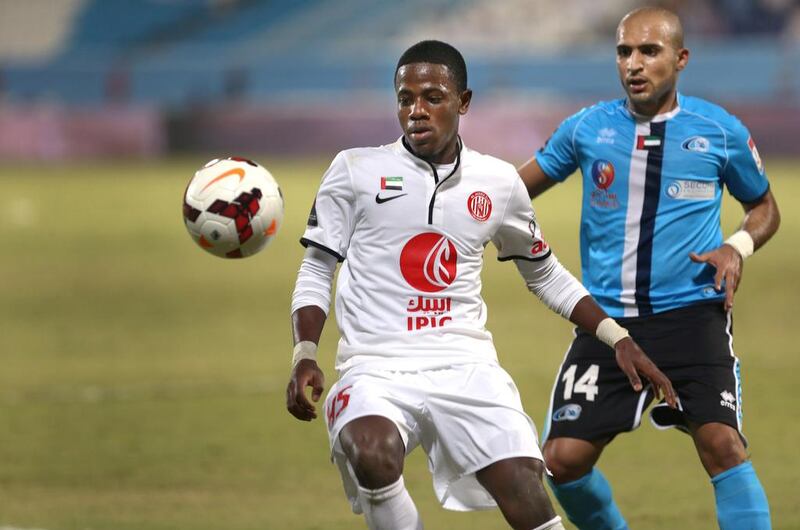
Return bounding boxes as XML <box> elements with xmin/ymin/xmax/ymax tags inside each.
<box><xmin>0</xmin><ymin>157</ymin><xmax>797</xmax><ymax>529</ymax></box>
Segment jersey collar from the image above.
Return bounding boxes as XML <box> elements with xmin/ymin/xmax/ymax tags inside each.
<box><xmin>396</xmin><ymin>135</ymin><xmax>464</xmax><ymax>163</ymax></box>
<box><xmin>625</xmin><ymin>93</ymin><xmax>683</xmax><ymax>123</ymax></box>
<box><xmin>395</xmin><ymin>135</ymin><xmax>464</xmax><ymax>183</ymax></box>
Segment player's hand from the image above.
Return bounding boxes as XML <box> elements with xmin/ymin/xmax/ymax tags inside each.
<box><xmin>689</xmin><ymin>245</ymin><xmax>743</xmax><ymax>311</ymax></box>
<box><xmin>286</xmin><ymin>359</ymin><xmax>325</xmax><ymax>421</ymax></box>
<box><xmin>614</xmin><ymin>337</ymin><xmax>678</xmax><ymax>408</ymax></box>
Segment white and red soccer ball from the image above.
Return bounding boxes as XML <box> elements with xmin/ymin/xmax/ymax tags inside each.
<box><xmin>182</xmin><ymin>157</ymin><xmax>284</xmax><ymax>258</ymax></box>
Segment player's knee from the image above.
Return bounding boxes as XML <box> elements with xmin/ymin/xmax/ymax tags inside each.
<box><xmin>707</xmin><ymin>436</ymin><xmax>747</xmax><ymax>473</ymax></box>
<box><xmin>695</xmin><ymin>424</ymin><xmax>747</xmax><ymax>475</ymax></box>
<box><xmin>349</xmin><ymin>442</ymin><xmax>404</xmax><ymax>488</ymax></box>
<box><xmin>341</xmin><ymin>429</ymin><xmax>404</xmax><ymax>488</ymax></box>
<box><xmin>542</xmin><ymin>440</ymin><xmax>594</xmax><ymax>484</ymax></box>
<box><xmin>477</xmin><ymin>458</ymin><xmax>556</xmax><ymax>530</ymax></box>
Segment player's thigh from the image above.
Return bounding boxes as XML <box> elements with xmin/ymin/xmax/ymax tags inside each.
<box><xmin>646</xmin><ymin>304</ymin><xmax>747</xmax><ymax>443</ymax></box>
<box><xmin>325</xmin><ymin>371</ymin><xmax>421</xmax><ymax>469</ymax></box>
<box><xmin>543</xmin><ymin>330</ymin><xmax>656</xmax><ymax>444</ymax></box>
<box><xmin>424</xmin><ymin>363</ymin><xmax>542</xmax><ymax>469</ymax></box>
<box><xmin>417</xmin><ymin>363</ymin><xmax>543</xmax><ymax>512</ymax></box>
<box><xmin>476</xmin><ymin>456</ymin><xmax>549</xmax><ymax>498</ymax></box>
<box><xmin>325</xmin><ymin>371</ymin><xmax>422</xmax><ymax>502</ymax></box>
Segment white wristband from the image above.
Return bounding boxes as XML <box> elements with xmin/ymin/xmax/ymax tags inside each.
<box><xmin>596</xmin><ymin>317</ymin><xmax>630</xmax><ymax>348</ymax></box>
<box><xmin>292</xmin><ymin>341</ymin><xmax>318</xmax><ymax>367</ymax></box>
<box><xmin>724</xmin><ymin>230</ymin><xmax>754</xmax><ymax>259</ymax></box>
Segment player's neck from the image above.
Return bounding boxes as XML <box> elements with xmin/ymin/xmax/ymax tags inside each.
<box><xmin>628</xmin><ymin>92</ymin><xmax>679</xmax><ymax>121</ymax></box>
<box><xmin>426</xmin><ymin>140</ymin><xmax>460</xmax><ymax>165</ymax></box>
<box><xmin>404</xmin><ymin>135</ymin><xmax>461</xmax><ymax>165</ymax></box>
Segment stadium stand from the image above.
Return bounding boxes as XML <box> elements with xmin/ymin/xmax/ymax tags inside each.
<box><xmin>0</xmin><ymin>0</ymin><xmax>797</xmax><ymax>159</ymax></box>
<box><xmin>1</xmin><ymin>0</ymin><xmax>798</xmax><ymax>106</ymax></box>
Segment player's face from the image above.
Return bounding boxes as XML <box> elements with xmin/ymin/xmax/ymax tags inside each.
<box><xmin>396</xmin><ymin>63</ymin><xmax>471</xmax><ymax>164</ymax></box>
<box><xmin>616</xmin><ymin>16</ymin><xmax>688</xmax><ymax>116</ymax></box>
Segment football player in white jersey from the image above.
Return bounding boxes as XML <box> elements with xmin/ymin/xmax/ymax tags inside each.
<box><xmin>286</xmin><ymin>40</ymin><xmax>676</xmax><ymax>530</ymax></box>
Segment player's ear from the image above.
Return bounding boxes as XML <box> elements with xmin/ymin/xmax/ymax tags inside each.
<box><xmin>458</xmin><ymin>89</ymin><xmax>472</xmax><ymax>115</ymax></box>
<box><xmin>676</xmin><ymin>47</ymin><xmax>689</xmax><ymax>72</ymax></box>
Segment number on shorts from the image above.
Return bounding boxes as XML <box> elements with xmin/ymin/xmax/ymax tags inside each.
<box><xmin>326</xmin><ymin>385</ymin><xmax>352</xmax><ymax>428</ymax></box>
<box><xmin>562</xmin><ymin>364</ymin><xmax>600</xmax><ymax>402</ymax></box>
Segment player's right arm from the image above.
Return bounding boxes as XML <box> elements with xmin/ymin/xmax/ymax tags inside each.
<box><xmin>286</xmin><ymin>247</ymin><xmax>338</xmax><ymax>421</ymax></box>
<box><xmin>518</xmin><ymin>156</ymin><xmax>558</xmax><ymax>199</ymax></box>
<box><xmin>518</xmin><ymin>109</ymin><xmax>585</xmax><ymax>198</ymax></box>
<box><xmin>286</xmin><ymin>152</ymin><xmax>356</xmax><ymax>421</ymax></box>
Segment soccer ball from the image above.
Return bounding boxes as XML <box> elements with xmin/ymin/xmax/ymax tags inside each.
<box><xmin>182</xmin><ymin>157</ymin><xmax>284</xmax><ymax>258</ymax></box>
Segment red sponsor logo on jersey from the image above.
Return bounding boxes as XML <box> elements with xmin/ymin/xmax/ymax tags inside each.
<box><xmin>399</xmin><ymin>233</ymin><xmax>457</xmax><ymax>293</ymax></box>
<box><xmin>528</xmin><ymin>219</ymin><xmax>550</xmax><ymax>257</ymax></box>
<box><xmin>406</xmin><ymin>295</ymin><xmax>452</xmax><ymax>330</ymax></box>
<box><xmin>467</xmin><ymin>191</ymin><xmax>492</xmax><ymax>221</ymax></box>
<box><xmin>591</xmin><ymin>160</ymin><xmax>615</xmax><ymax>190</ymax></box>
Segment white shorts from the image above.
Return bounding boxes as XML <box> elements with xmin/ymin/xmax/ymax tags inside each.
<box><xmin>324</xmin><ymin>362</ymin><xmax>543</xmax><ymax>513</ymax></box>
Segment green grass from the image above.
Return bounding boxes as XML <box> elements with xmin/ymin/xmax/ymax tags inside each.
<box><xmin>0</xmin><ymin>157</ymin><xmax>797</xmax><ymax>529</ymax></box>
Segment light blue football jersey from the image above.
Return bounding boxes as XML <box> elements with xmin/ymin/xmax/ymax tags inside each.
<box><xmin>536</xmin><ymin>94</ymin><xmax>770</xmax><ymax>317</ymax></box>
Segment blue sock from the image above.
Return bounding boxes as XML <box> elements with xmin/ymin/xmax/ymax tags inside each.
<box><xmin>712</xmin><ymin>461</ymin><xmax>771</xmax><ymax>530</ymax></box>
<box><xmin>547</xmin><ymin>467</ymin><xmax>628</xmax><ymax>530</ymax></box>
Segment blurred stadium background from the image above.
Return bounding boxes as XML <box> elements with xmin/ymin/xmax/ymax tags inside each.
<box><xmin>0</xmin><ymin>1</ymin><xmax>798</xmax><ymax>529</ymax></box>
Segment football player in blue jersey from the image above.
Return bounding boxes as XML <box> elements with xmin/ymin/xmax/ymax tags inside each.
<box><xmin>518</xmin><ymin>7</ymin><xmax>780</xmax><ymax>530</ymax></box>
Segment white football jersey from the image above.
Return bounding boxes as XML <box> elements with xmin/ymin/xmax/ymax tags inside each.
<box><xmin>302</xmin><ymin>138</ymin><xmax>552</xmax><ymax>372</ymax></box>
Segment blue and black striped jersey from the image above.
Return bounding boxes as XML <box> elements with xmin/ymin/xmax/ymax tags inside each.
<box><xmin>535</xmin><ymin>94</ymin><xmax>769</xmax><ymax>317</ymax></box>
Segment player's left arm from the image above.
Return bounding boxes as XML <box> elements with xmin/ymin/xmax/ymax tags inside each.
<box><xmin>690</xmin><ymin>190</ymin><xmax>780</xmax><ymax>310</ymax></box>
<box><xmin>514</xmin><ymin>255</ymin><xmax>677</xmax><ymax>407</ymax></box>
<box><xmin>495</xmin><ymin>177</ymin><xmax>675</xmax><ymax>406</ymax></box>
<box><xmin>689</xmin><ymin>123</ymin><xmax>781</xmax><ymax>310</ymax></box>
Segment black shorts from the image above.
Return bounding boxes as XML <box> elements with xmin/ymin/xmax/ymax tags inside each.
<box><xmin>542</xmin><ymin>302</ymin><xmax>746</xmax><ymax>444</ymax></box>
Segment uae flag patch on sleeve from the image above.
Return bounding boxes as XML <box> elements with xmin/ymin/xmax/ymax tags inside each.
<box><xmin>381</xmin><ymin>176</ymin><xmax>403</xmax><ymax>190</ymax></box>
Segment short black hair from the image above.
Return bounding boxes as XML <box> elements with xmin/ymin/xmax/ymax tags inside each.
<box><xmin>395</xmin><ymin>40</ymin><xmax>467</xmax><ymax>92</ymax></box>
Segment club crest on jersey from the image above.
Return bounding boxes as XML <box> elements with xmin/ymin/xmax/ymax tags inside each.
<box><xmin>467</xmin><ymin>191</ymin><xmax>492</xmax><ymax>222</ymax></box>
<box><xmin>747</xmin><ymin>137</ymin><xmax>764</xmax><ymax>174</ymax></box>
<box><xmin>681</xmin><ymin>136</ymin><xmax>710</xmax><ymax>153</ymax></box>
<box><xmin>591</xmin><ymin>160</ymin><xmax>615</xmax><ymax>190</ymax></box>
<box><xmin>399</xmin><ymin>232</ymin><xmax>457</xmax><ymax>293</ymax></box>
<box><xmin>552</xmin><ymin>404</ymin><xmax>582</xmax><ymax>422</ymax></box>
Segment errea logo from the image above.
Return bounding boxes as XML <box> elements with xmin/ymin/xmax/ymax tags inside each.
<box><xmin>720</xmin><ymin>390</ymin><xmax>736</xmax><ymax>411</ymax></box>
<box><xmin>596</xmin><ymin>128</ymin><xmax>617</xmax><ymax>144</ymax></box>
